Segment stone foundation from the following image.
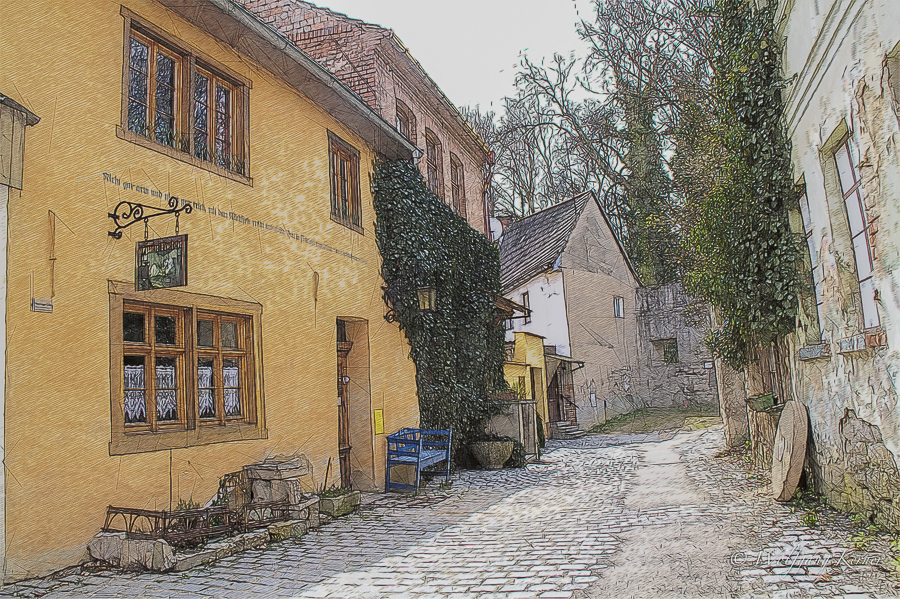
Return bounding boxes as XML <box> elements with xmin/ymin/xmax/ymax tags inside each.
<box><xmin>806</xmin><ymin>409</ymin><xmax>900</xmax><ymax>530</ymax></box>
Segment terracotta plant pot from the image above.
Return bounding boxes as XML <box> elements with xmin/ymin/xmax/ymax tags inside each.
<box><xmin>318</xmin><ymin>490</ymin><xmax>361</xmax><ymax>517</ymax></box>
<box><xmin>470</xmin><ymin>441</ymin><xmax>514</xmax><ymax>470</ymax></box>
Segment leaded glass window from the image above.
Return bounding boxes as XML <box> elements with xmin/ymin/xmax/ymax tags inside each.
<box><xmin>194</xmin><ymin>69</ymin><xmax>235</xmax><ymax>169</ymax></box>
<box><xmin>123</xmin><ymin>23</ymin><xmax>247</xmax><ymax>175</ymax></box>
<box><xmin>127</xmin><ymin>31</ymin><xmax>179</xmax><ymax>147</ymax></box>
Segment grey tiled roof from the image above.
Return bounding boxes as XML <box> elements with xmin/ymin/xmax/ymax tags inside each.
<box><xmin>499</xmin><ymin>192</ymin><xmax>593</xmax><ymax>293</ymax></box>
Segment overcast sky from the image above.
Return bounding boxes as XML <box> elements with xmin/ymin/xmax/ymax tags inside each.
<box><xmin>314</xmin><ymin>0</ymin><xmax>597</xmax><ymax>113</ymax></box>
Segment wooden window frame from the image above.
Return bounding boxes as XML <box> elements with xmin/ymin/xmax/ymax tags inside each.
<box><xmin>797</xmin><ymin>188</ymin><xmax>824</xmax><ymax>338</ymax></box>
<box><xmin>425</xmin><ymin>129</ymin><xmax>443</xmax><ymax>200</ymax></box>
<box><xmin>109</xmin><ymin>281</ymin><xmax>265</xmax><ymax>455</ymax></box>
<box><xmin>117</xmin><ymin>8</ymin><xmax>252</xmax><ymax>185</ymax></box>
<box><xmin>833</xmin><ymin>138</ymin><xmax>880</xmax><ymax>330</ymax></box>
<box><xmin>395</xmin><ymin>99</ymin><xmax>416</xmax><ymax>145</ymax></box>
<box><xmin>328</xmin><ymin>131</ymin><xmax>363</xmax><ymax>233</ymax></box>
<box><xmin>522</xmin><ymin>292</ymin><xmax>531</xmax><ymax>325</ymax></box>
<box><xmin>450</xmin><ymin>153</ymin><xmax>466</xmax><ymax>218</ymax></box>
<box><xmin>613</xmin><ymin>296</ymin><xmax>624</xmax><ymax>319</ymax></box>
<box><xmin>126</xmin><ymin>30</ymin><xmax>183</xmax><ymax>150</ymax></box>
<box><xmin>122</xmin><ymin>303</ymin><xmax>187</xmax><ymax>431</ymax></box>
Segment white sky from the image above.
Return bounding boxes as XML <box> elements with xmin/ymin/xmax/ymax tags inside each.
<box><xmin>314</xmin><ymin>0</ymin><xmax>597</xmax><ymax>114</ymax></box>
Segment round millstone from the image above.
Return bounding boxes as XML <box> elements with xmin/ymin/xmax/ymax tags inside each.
<box><xmin>772</xmin><ymin>400</ymin><xmax>809</xmax><ymax>502</ymax></box>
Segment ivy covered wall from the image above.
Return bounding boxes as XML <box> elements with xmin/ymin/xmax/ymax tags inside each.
<box><xmin>372</xmin><ymin>160</ymin><xmax>506</xmax><ymax>463</ymax></box>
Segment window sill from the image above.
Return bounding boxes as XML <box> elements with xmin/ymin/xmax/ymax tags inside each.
<box><xmin>116</xmin><ymin>126</ymin><xmax>252</xmax><ymax>187</ymax></box>
<box><xmin>110</xmin><ymin>421</ymin><xmax>266</xmax><ymax>456</ymax></box>
<box><xmin>837</xmin><ymin>330</ymin><xmax>887</xmax><ymax>355</ymax></box>
<box><xmin>798</xmin><ymin>342</ymin><xmax>831</xmax><ymax>361</ymax></box>
<box><xmin>330</xmin><ymin>214</ymin><xmax>364</xmax><ymax>235</ymax></box>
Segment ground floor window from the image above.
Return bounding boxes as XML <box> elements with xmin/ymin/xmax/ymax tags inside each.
<box><xmin>109</xmin><ymin>281</ymin><xmax>265</xmax><ymax>454</ymax></box>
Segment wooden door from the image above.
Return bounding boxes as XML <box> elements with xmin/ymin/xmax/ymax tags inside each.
<box><xmin>548</xmin><ymin>371</ymin><xmax>563</xmax><ymax>422</ymax></box>
<box><xmin>337</xmin><ymin>341</ymin><xmax>352</xmax><ymax>489</ymax></box>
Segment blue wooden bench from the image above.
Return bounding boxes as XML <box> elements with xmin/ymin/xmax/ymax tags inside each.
<box><xmin>385</xmin><ymin>428</ymin><xmax>452</xmax><ymax>493</ymax></box>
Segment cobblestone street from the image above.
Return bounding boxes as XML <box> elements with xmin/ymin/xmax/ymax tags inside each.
<box><xmin>8</xmin><ymin>426</ymin><xmax>898</xmax><ymax>599</ymax></box>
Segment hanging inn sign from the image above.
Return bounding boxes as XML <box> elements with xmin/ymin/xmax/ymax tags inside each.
<box><xmin>108</xmin><ymin>197</ymin><xmax>192</xmax><ymax>291</ymax></box>
<box><xmin>136</xmin><ymin>234</ymin><xmax>188</xmax><ymax>290</ymax></box>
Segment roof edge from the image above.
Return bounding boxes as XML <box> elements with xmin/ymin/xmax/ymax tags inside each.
<box><xmin>160</xmin><ymin>0</ymin><xmax>417</xmax><ymax>160</ymax></box>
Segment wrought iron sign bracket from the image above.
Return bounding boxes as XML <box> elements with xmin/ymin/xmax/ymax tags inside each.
<box><xmin>108</xmin><ymin>197</ymin><xmax>192</xmax><ymax>240</ymax></box>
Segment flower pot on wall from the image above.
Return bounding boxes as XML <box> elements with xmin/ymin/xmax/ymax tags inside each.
<box><xmin>470</xmin><ymin>441</ymin><xmax>514</xmax><ymax>470</ymax></box>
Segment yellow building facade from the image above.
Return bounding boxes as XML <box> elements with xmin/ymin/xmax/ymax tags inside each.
<box><xmin>502</xmin><ymin>332</ymin><xmax>549</xmax><ymax>447</ymax></box>
<box><xmin>1</xmin><ymin>0</ymin><xmax>419</xmax><ymax>581</ymax></box>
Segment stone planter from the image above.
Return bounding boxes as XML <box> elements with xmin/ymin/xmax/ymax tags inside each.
<box><xmin>319</xmin><ymin>490</ymin><xmax>361</xmax><ymax>517</ymax></box>
<box><xmin>470</xmin><ymin>441</ymin><xmax>513</xmax><ymax>470</ymax></box>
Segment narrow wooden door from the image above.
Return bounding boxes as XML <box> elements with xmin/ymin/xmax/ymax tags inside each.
<box><xmin>548</xmin><ymin>371</ymin><xmax>563</xmax><ymax>422</ymax></box>
<box><xmin>337</xmin><ymin>341</ymin><xmax>352</xmax><ymax>489</ymax></box>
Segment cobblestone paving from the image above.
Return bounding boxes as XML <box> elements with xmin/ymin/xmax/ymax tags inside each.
<box><xmin>5</xmin><ymin>426</ymin><xmax>898</xmax><ymax>599</ymax></box>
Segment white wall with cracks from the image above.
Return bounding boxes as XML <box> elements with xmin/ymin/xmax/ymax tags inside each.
<box><xmin>778</xmin><ymin>0</ymin><xmax>900</xmax><ymax>528</ymax></box>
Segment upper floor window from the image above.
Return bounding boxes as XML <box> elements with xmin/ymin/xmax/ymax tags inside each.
<box><xmin>613</xmin><ymin>296</ymin><xmax>624</xmax><ymax>318</ymax></box>
<box><xmin>127</xmin><ymin>31</ymin><xmax>180</xmax><ymax>148</ymax></box>
<box><xmin>425</xmin><ymin>129</ymin><xmax>443</xmax><ymax>199</ymax></box>
<box><xmin>328</xmin><ymin>131</ymin><xmax>362</xmax><ymax>232</ymax></box>
<box><xmin>522</xmin><ymin>292</ymin><xmax>531</xmax><ymax>325</ymax></box>
<box><xmin>798</xmin><ymin>189</ymin><xmax>824</xmax><ymax>336</ymax></box>
<box><xmin>193</xmin><ymin>68</ymin><xmax>237</xmax><ymax>170</ymax></box>
<box><xmin>833</xmin><ymin>139</ymin><xmax>879</xmax><ymax>329</ymax></box>
<box><xmin>450</xmin><ymin>153</ymin><xmax>466</xmax><ymax>218</ymax></box>
<box><xmin>121</xmin><ymin>10</ymin><xmax>249</xmax><ymax>181</ymax></box>
<box><xmin>395</xmin><ymin>99</ymin><xmax>416</xmax><ymax>145</ymax></box>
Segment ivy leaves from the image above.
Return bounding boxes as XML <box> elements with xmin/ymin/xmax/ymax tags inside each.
<box><xmin>372</xmin><ymin>160</ymin><xmax>505</xmax><ymax>463</ymax></box>
<box><xmin>681</xmin><ymin>0</ymin><xmax>803</xmax><ymax>369</ymax></box>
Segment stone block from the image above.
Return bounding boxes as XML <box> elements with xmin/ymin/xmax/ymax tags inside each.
<box><xmin>291</xmin><ymin>495</ymin><xmax>320</xmax><ymax>527</ymax></box>
<box><xmin>306</xmin><ymin>497</ymin><xmax>320</xmax><ymax>528</ymax></box>
<box><xmin>268</xmin><ymin>520</ymin><xmax>308</xmax><ymax>542</ymax></box>
<box><xmin>173</xmin><ymin>548</ymin><xmax>217</xmax><ymax>572</ymax></box>
<box><xmin>204</xmin><ymin>541</ymin><xmax>236</xmax><ymax>561</ymax></box>
<box><xmin>244</xmin><ymin>454</ymin><xmax>310</xmax><ymax>480</ymax></box>
<box><xmin>87</xmin><ymin>532</ymin><xmax>125</xmax><ymax>565</ymax></box>
<box><xmin>250</xmin><ymin>477</ymin><xmax>306</xmax><ymax>505</ymax></box>
<box><xmin>120</xmin><ymin>538</ymin><xmax>175</xmax><ymax>571</ymax></box>
<box><xmin>231</xmin><ymin>530</ymin><xmax>269</xmax><ymax>552</ymax></box>
<box><xmin>319</xmin><ymin>491</ymin><xmax>361</xmax><ymax>517</ymax></box>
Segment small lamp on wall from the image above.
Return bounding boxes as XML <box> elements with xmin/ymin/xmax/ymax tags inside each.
<box><xmin>417</xmin><ymin>286</ymin><xmax>437</xmax><ymax>311</ymax></box>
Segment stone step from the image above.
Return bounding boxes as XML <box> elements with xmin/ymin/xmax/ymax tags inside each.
<box><xmin>549</xmin><ymin>422</ymin><xmax>586</xmax><ymax>439</ymax></box>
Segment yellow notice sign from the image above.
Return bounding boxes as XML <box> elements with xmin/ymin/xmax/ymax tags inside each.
<box><xmin>374</xmin><ymin>409</ymin><xmax>384</xmax><ymax>435</ymax></box>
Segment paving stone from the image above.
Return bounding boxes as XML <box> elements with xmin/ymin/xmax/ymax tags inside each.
<box><xmin>14</xmin><ymin>428</ymin><xmax>895</xmax><ymax>599</ymax></box>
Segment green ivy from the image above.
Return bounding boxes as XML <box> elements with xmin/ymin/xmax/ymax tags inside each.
<box><xmin>681</xmin><ymin>0</ymin><xmax>803</xmax><ymax>369</ymax></box>
<box><xmin>372</xmin><ymin>160</ymin><xmax>506</xmax><ymax>464</ymax></box>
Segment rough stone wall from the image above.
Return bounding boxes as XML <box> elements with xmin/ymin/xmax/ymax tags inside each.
<box><xmin>717</xmin><ymin>358</ymin><xmax>749</xmax><ymax>448</ymax></box>
<box><xmin>778</xmin><ymin>0</ymin><xmax>900</xmax><ymax>527</ymax></box>
<box><xmin>635</xmin><ymin>283</ymin><xmax>720</xmax><ymax>410</ymax></box>
<box><xmin>805</xmin><ymin>409</ymin><xmax>900</xmax><ymax>529</ymax></box>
